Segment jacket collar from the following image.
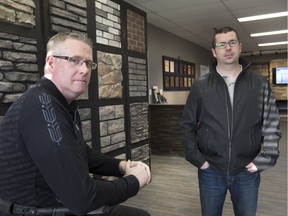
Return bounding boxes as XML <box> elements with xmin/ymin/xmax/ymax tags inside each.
<box><xmin>36</xmin><ymin>77</ymin><xmax>76</xmax><ymax>111</ymax></box>
<box><xmin>210</xmin><ymin>57</ymin><xmax>251</xmax><ymax>73</ymax></box>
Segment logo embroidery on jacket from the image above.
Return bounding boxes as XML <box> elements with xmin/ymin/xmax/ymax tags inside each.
<box><xmin>39</xmin><ymin>93</ymin><xmax>62</xmax><ymax>145</ymax></box>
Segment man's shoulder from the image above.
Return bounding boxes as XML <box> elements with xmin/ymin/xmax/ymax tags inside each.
<box><xmin>245</xmin><ymin>69</ymin><xmax>268</xmax><ymax>83</ymax></box>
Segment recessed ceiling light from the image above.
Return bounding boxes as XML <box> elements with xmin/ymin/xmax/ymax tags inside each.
<box><xmin>258</xmin><ymin>41</ymin><xmax>288</xmax><ymax>47</ymax></box>
<box><xmin>251</xmin><ymin>30</ymin><xmax>288</xmax><ymax>37</ymax></box>
<box><xmin>238</xmin><ymin>11</ymin><xmax>288</xmax><ymax>22</ymax></box>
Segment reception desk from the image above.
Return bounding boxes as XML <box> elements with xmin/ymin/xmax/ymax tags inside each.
<box><xmin>149</xmin><ymin>104</ymin><xmax>185</xmax><ymax>155</ymax></box>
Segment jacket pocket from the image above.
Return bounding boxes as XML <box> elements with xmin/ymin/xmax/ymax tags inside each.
<box><xmin>197</xmin><ymin>127</ymin><xmax>209</xmax><ymax>152</ymax></box>
<box><xmin>197</xmin><ymin>126</ymin><xmax>224</xmax><ymax>157</ymax></box>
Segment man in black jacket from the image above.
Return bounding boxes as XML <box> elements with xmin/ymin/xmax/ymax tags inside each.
<box><xmin>181</xmin><ymin>27</ymin><xmax>281</xmax><ymax>216</ymax></box>
<box><xmin>0</xmin><ymin>32</ymin><xmax>151</xmax><ymax>216</ymax></box>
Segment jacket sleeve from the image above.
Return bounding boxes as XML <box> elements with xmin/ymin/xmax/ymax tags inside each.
<box><xmin>253</xmin><ymin>81</ymin><xmax>281</xmax><ymax>172</ymax></box>
<box><xmin>180</xmin><ymin>85</ymin><xmax>206</xmax><ymax>168</ymax></box>
<box><xmin>86</xmin><ymin>146</ymin><xmax>123</xmax><ymax>177</ymax></box>
<box><xmin>20</xmin><ymin>93</ymin><xmax>139</xmax><ymax>215</ymax></box>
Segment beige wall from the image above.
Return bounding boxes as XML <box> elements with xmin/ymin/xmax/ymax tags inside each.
<box><xmin>147</xmin><ymin>24</ymin><xmax>211</xmax><ymax>105</ymax></box>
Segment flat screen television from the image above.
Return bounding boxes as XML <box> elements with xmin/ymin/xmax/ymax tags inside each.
<box><xmin>272</xmin><ymin>67</ymin><xmax>288</xmax><ymax>85</ymax></box>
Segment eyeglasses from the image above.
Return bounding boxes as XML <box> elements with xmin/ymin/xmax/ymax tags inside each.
<box><xmin>215</xmin><ymin>40</ymin><xmax>240</xmax><ymax>49</ymax></box>
<box><xmin>53</xmin><ymin>55</ymin><xmax>97</xmax><ymax>70</ymax></box>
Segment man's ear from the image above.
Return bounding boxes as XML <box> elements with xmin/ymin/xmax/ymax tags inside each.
<box><xmin>211</xmin><ymin>48</ymin><xmax>217</xmax><ymax>58</ymax></box>
<box><xmin>46</xmin><ymin>55</ymin><xmax>54</xmax><ymax>71</ymax></box>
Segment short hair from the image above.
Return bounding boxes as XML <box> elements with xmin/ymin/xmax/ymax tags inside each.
<box><xmin>46</xmin><ymin>31</ymin><xmax>93</xmax><ymax>53</ymax></box>
<box><xmin>212</xmin><ymin>27</ymin><xmax>240</xmax><ymax>48</ymax></box>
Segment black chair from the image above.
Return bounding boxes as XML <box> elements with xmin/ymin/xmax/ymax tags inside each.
<box><xmin>35</xmin><ymin>206</ymin><xmax>109</xmax><ymax>216</ymax></box>
<box><xmin>0</xmin><ymin>198</ymin><xmax>109</xmax><ymax>216</ymax></box>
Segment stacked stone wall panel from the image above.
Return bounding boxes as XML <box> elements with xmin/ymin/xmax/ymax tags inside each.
<box><xmin>49</xmin><ymin>0</ymin><xmax>87</xmax><ymax>33</ymax></box>
<box><xmin>99</xmin><ymin>105</ymin><xmax>126</xmax><ymax>153</ymax></box>
<box><xmin>130</xmin><ymin>102</ymin><xmax>149</xmax><ymax>143</ymax></box>
<box><xmin>0</xmin><ymin>32</ymin><xmax>39</xmax><ymax>103</ymax></box>
<box><xmin>131</xmin><ymin>144</ymin><xmax>150</xmax><ymax>165</ymax></box>
<box><xmin>0</xmin><ymin>0</ymin><xmax>36</xmax><ymax>27</ymax></box>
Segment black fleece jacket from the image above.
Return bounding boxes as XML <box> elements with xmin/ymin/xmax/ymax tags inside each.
<box><xmin>0</xmin><ymin>77</ymin><xmax>139</xmax><ymax>215</ymax></box>
<box><xmin>181</xmin><ymin>57</ymin><xmax>281</xmax><ymax>175</ymax></box>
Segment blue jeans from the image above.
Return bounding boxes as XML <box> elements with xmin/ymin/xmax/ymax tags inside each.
<box><xmin>198</xmin><ymin>167</ymin><xmax>260</xmax><ymax>216</ymax></box>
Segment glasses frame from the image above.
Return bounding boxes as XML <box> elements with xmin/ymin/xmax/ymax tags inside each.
<box><xmin>52</xmin><ymin>55</ymin><xmax>97</xmax><ymax>70</ymax></box>
<box><xmin>214</xmin><ymin>40</ymin><xmax>240</xmax><ymax>49</ymax></box>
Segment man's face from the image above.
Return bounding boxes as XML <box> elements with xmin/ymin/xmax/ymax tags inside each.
<box><xmin>46</xmin><ymin>38</ymin><xmax>93</xmax><ymax>103</ymax></box>
<box><xmin>211</xmin><ymin>31</ymin><xmax>242</xmax><ymax>66</ymax></box>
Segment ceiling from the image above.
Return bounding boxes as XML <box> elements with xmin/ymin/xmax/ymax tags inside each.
<box><xmin>124</xmin><ymin>0</ymin><xmax>288</xmax><ymax>55</ymax></box>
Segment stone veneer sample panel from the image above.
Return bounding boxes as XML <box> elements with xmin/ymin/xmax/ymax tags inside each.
<box><xmin>127</xmin><ymin>9</ymin><xmax>145</xmax><ymax>53</ymax></box>
<box><xmin>99</xmin><ymin>105</ymin><xmax>126</xmax><ymax>153</ymax></box>
<box><xmin>79</xmin><ymin>108</ymin><xmax>92</xmax><ymax>148</ymax></box>
<box><xmin>130</xmin><ymin>102</ymin><xmax>149</xmax><ymax>143</ymax></box>
<box><xmin>95</xmin><ymin>0</ymin><xmax>121</xmax><ymax>48</ymax></box>
<box><xmin>0</xmin><ymin>32</ymin><xmax>39</xmax><ymax>103</ymax></box>
<box><xmin>131</xmin><ymin>144</ymin><xmax>150</xmax><ymax>165</ymax></box>
<box><xmin>128</xmin><ymin>57</ymin><xmax>147</xmax><ymax>97</ymax></box>
<box><xmin>0</xmin><ymin>0</ymin><xmax>36</xmax><ymax>27</ymax></box>
<box><xmin>49</xmin><ymin>0</ymin><xmax>87</xmax><ymax>33</ymax></box>
<box><xmin>97</xmin><ymin>51</ymin><xmax>123</xmax><ymax>99</ymax></box>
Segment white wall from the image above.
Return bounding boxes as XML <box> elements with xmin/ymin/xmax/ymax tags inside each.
<box><xmin>147</xmin><ymin>24</ymin><xmax>212</xmax><ymax>104</ymax></box>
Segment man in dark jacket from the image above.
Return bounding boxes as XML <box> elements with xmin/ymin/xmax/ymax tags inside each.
<box><xmin>0</xmin><ymin>32</ymin><xmax>151</xmax><ymax>216</ymax></box>
<box><xmin>181</xmin><ymin>27</ymin><xmax>281</xmax><ymax>216</ymax></box>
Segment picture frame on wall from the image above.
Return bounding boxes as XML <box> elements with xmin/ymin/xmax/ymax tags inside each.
<box><xmin>200</xmin><ymin>64</ymin><xmax>209</xmax><ymax>77</ymax></box>
<box><xmin>162</xmin><ymin>56</ymin><xmax>195</xmax><ymax>91</ymax></box>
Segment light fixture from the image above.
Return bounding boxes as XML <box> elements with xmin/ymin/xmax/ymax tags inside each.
<box><xmin>251</xmin><ymin>30</ymin><xmax>288</xmax><ymax>37</ymax></box>
<box><xmin>238</xmin><ymin>11</ymin><xmax>288</xmax><ymax>22</ymax></box>
<box><xmin>258</xmin><ymin>41</ymin><xmax>288</xmax><ymax>47</ymax></box>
